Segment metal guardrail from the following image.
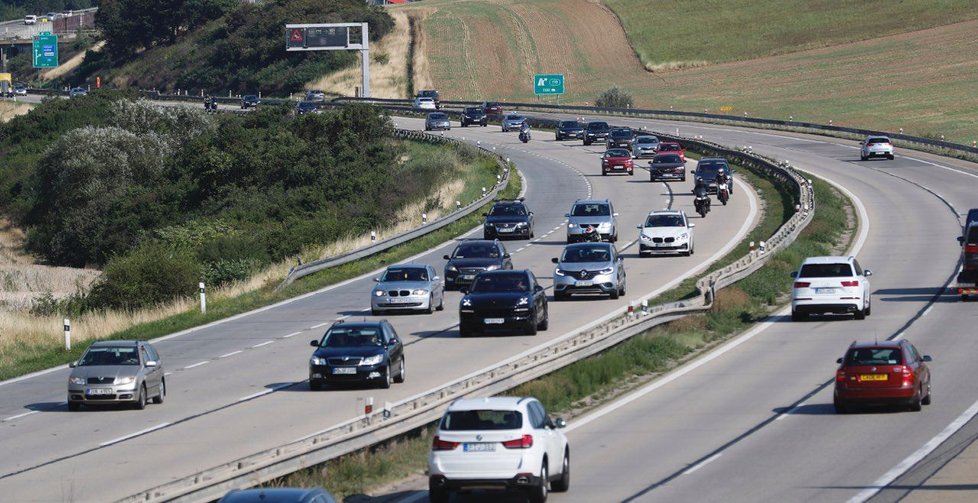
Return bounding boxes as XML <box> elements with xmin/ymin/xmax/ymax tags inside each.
<box><xmin>277</xmin><ymin>128</ymin><xmax>512</xmax><ymax>287</ymax></box>
<box><xmin>123</xmin><ymin>129</ymin><xmax>815</xmax><ymax>503</ymax></box>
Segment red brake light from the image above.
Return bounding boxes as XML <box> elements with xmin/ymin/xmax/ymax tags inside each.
<box><xmin>835</xmin><ymin>369</ymin><xmax>846</xmax><ymax>382</ymax></box>
<box><xmin>900</xmin><ymin>365</ymin><xmax>914</xmax><ymax>386</ymax></box>
<box><xmin>432</xmin><ymin>436</ymin><xmax>459</xmax><ymax>451</ymax></box>
<box><xmin>502</xmin><ymin>434</ymin><xmax>533</xmax><ymax>449</ymax></box>
<box><xmin>841</xmin><ymin>280</ymin><xmax>859</xmax><ymax>287</ymax></box>
<box><xmin>793</xmin><ymin>282</ymin><xmax>810</xmax><ymax>288</ymax></box>
<box><xmin>965</xmin><ymin>245</ymin><xmax>978</xmax><ymax>253</ymax></box>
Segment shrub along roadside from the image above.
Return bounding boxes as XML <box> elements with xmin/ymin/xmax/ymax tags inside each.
<box><xmin>269</xmin><ymin>164</ymin><xmax>851</xmax><ymax>500</ymax></box>
<box><xmin>0</xmin><ymin>157</ymin><xmax>518</xmax><ymax>381</ymax></box>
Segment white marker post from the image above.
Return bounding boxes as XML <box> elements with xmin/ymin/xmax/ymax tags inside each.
<box><xmin>64</xmin><ymin>318</ymin><xmax>71</xmax><ymax>351</ymax></box>
<box><xmin>199</xmin><ymin>282</ymin><xmax>206</xmax><ymax>314</ymax></box>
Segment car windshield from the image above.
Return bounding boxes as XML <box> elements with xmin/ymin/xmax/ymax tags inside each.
<box><xmin>653</xmin><ymin>154</ymin><xmax>682</xmax><ymax>164</ymax></box>
<box><xmin>561</xmin><ymin>245</ymin><xmax>612</xmax><ymax>263</ymax></box>
<box><xmin>298</xmin><ymin>101</ymin><xmax>316</xmax><ymax>108</ymax></box>
<box><xmin>571</xmin><ymin>203</ymin><xmax>610</xmax><ymax>217</ymax></box>
<box><xmin>452</xmin><ymin>242</ymin><xmax>499</xmax><ymax>258</ymax></box>
<box><xmin>322</xmin><ymin>327</ymin><xmax>382</xmax><ymax>347</ymax></box>
<box><xmin>846</xmin><ymin>348</ymin><xmax>903</xmax><ymax>366</ymax></box>
<box><xmin>588</xmin><ymin>122</ymin><xmax>609</xmax><ymax>130</ymax></box>
<box><xmin>645</xmin><ymin>214</ymin><xmax>684</xmax><ymax>227</ymax></box>
<box><xmin>441</xmin><ymin>409</ymin><xmax>523</xmax><ymax>430</ymax></box>
<box><xmin>489</xmin><ymin>204</ymin><xmax>526</xmax><ymax>216</ymax></box>
<box><xmin>465</xmin><ymin>107</ymin><xmax>482</xmax><ymax>114</ymax></box>
<box><xmin>79</xmin><ymin>347</ymin><xmax>140</xmax><ymax>366</ymax></box>
<box><xmin>470</xmin><ymin>273</ymin><xmax>529</xmax><ymax>292</ymax></box>
<box><xmin>244</xmin><ymin>95</ymin><xmax>257</xmax><ymax>100</ymax></box>
<box><xmin>429</xmin><ymin>113</ymin><xmax>448</xmax><ymax>120</ymax></box>
<box><xmin>420</xmin><ymin>90</ymin><xmax>437</xmax><ymax>98</ymax></box>
<box><xmin>611</xmin><ymin>129</ymin><xmax>632</xmax><ymax>137</ymax></box>
<box><xmin>605</xmin><ymin>149</ymin><xmax>629</xmax><ymax>158</ymax></box>
<box><xmin>560</xmin><ymin>121</ymin><xmax>580</xmax><ymax>128</ymax></box>
<box><xmin>382</xmin><ymin>267</ymin><xmax>428</xmax><ymax>282</ymax></box>
<box><xmin>506</xmin><ymin>115</ymin><xmax>523</xmax><ymax>121</ymax></box>
<box><xmin>798</xmin><ymin>263</ymin><xmax>854</xmax><ymax>277</ymax></box>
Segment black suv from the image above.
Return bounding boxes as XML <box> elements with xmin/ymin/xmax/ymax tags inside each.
<box><xmin>308</xmin><ymin>320</ymin><xmax>405</xmax><ymax>390</ymax></box>
<box><xmin>460</xmin><ymin>106</ymin><xmax>488</xmax><ymax>127</ymax></box>
<box><xmin>692</xmin><ymin>157</ymin><xmax>734</xmax><ymax>194</ymax></box>
<box><xmin>583</xmin><ymin>121</ymin><xmax>611</xmax><ymax>146</ymax></box>
<box><xmin>417</xmin><ymin>89</ymin><xmax>440</xmax><ymax>109</ymax></box>
<box><xmin>241</xmin><ymin>94</ymin><xmax>261</xmax><ymax>109</ymax></box>
<box><xmin>606</xmin><ymin>128</ymin><xmax>635</xmax><ymax>149</ymax></box>
<box><xmin>443</xmin><ymin>239</ymin><xmax>513</xmax><ymax>290</ymax></box>
<box><xmin>483</xmin><ymin>198</ymin><xmax>534</xmax><ymax>240</ymax></box>
<box><xmin>458</xmin><ymin>269</ymin><xmax>549</xmax><ymax>337</ymax></box>
<box><xmin>957</xmin><ymin>222</ymin><xmax>978</xmax><ymax>289</ymax></box>
<box><xmin>556</xmin><ymin>120</ymin><xmax>585</xmax><ymax>141</ymax></box>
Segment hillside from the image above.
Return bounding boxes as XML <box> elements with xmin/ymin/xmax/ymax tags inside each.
<box><xmin>389</xmin><ymin>0</ymin><xmax>978</xmax><ymax>143</ymax></box>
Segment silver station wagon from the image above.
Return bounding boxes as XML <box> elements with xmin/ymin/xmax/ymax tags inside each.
<box><xmin>67</xmin><ymin>340</ymin><xmax>165</xmax><ymax>411</ymax></box>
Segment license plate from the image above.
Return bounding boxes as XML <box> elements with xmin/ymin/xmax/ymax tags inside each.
<box><xmin>332</xmin><ymin>367</ymin><xmax>356</xmax><ymax>375</ymax></box>
<box><xmin>461</xmin><ymin>274</ymin><xmax>475</xmax><ymax>280</ymax></box>
<box><xmin>860</xmin><ymin>374</ymin><xmax>888</xmax><ymax>381</ymax></box>
<box><xmin>576</xmin><ymin>280</ymin><xmax>593</xmax><ymax>286</ymax></box>
<box><xmin>86</xmin><ymin>388</ymin><xmax>112</xmax><ymax>395</ymax></box>
<box><xmin>484</xmin><ymin>318</ymin><xmax>505</xmax><ymax>324</ymax></box>
<box><xmin>498</xmin><ymin>227</ymin><xmax>514</xmax><ymax>233</ymax></box>
<box><xmin>389</xmin><ymin>297</ymin><xmax>413</xmax><ymax>304</ymax></box>
<box><xmin>814</xmin><ymin>288</ymin><xmax>837</xmax><ymax>294</ymax></box>
<box><xmin>464</xmin><ymin>443</ymin><xmax>496</xmax><ymax>452</ymax></box>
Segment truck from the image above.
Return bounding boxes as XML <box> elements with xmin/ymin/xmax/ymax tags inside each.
<box><xmin>955</xmin><ymin>209</ymin><xmax>978</xmax><ymax>300</ymax></box>
<box><xmin>0</xmin><ymin>73</ymin><xmax>13</xmax><ymax>98</ymax></box>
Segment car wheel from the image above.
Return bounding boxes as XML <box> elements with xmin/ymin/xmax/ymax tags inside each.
<box><xmin>437</xmin><ymin>295</ymin><xmax>444</xmax><ymax>311</ymax></box>
<box><xmin>67</xmin><ymin>401</ymin><xmax>81</xmax><ymax>411</ymax></box>
<box><xmin>833</xmin><ymin>398</ymin><xmax>848</xmax><ymax>414</ymax></box>
<box><xmin>152</xmin><ymin>379</ymin><xmax>165</xmax><ymax>404</ymax></box>
<box><xmin>380</xmin><ymin>365</ymin><xmax>392</xmax><ymax>389</ymax></box>
<box><xmin>526</xmin><ymin>317</ymin><xmax>538</xmax><ymax>335</ymax></box>
<box><xmin>134</xmin><ymin>385</ymin><xmax>147</xmax><ymax>410</ymax></box>
<box><xmin>909</xmin><ymin>388</ymin><xmax>922</xmax><ymax>412</ymax></box>
<box><xmin>528</xmin><ymin>461</ymin><xmax>549</xmax><ymax>503</ymax></box>
<box><xmin>629</xmin><ymin>170</ymin><xmax>634</xmax><ymax>176</ymax></box>
<box><xmin>310</xmin><ymin>380</ymin><xmax>322</xmax><ymax>391</ymax></box>
<box><xmin>602</xmin><ymin>170</ymin><xmax>607</xmax><ymax>176</ymax></box>
<box><xmin>609</xmin><ymin>287</ymin><xmax>620</xmax><ymax>300</ymax></box>
<box><xmin>426</xmin><ymin>294</ymin><xmax>434</xmax><ymax>315</ymax></box>
<box><xmin>552</xmin><ymin>450</ymin><xmax>570</xmax><ymax>492</ymax></box>
<box><xmin>681</xmin><ymin>176</ymin><xmax>686</xmax><ymax>182</ymax></box>
<box><xmin>854</xmin><ymin>307</ymin><xmax>866</xmax><ymax>320</ymax></box>
<box><xmin>864</xmin><ymin>296</ymin><xmax>871</xmax><ymax>317</ymax></box>
<box><xmin>791</xmin><ymin>310</ymin><xmax>807</xmax><ymax>322</ymax></box>
<box><xmin>860</xmin><ymin>155</ymin><xmax>867</xmax><ymax>161</ymax></box>
<box><xmin>554</xmin><ymin>291</ymin><xmax>567</xmax><ymax>301</ymax></box>
<box><xmin>922</xmin><ymin>385</ymin><xmax>932</xmax><ymax>406</ymax></box>
<box><xmin>887</xmin><ymin>154</ymin><xmax>894</xmax><ymax>160</ymax></box>
<box><xmin>371</xmin><ymin>308</ymin><xmax>382</xmax><ymax>316</ymax></box>
<box><xmin>429</xmin><ymin>487</ymin><xmax>450</xmax><ymax>503</ymax></box>
<box><xmin>584</xmin><ymin>140</ymin><xmax>591</xmax><ymax>146</ymax></box>
<box><xmin>394</xmin><ymin>357</ymin><xmax>406</xmax><ymax>383</ymax></box>
<box><xmin>538</xmin><ymin>306</ymin><xmax>549</xmax><ymax>331</ymax></box>
<box><xmin>611</xmin><ymin>233</ymin><xmax>618</xmax><ymax>243</ymax></box>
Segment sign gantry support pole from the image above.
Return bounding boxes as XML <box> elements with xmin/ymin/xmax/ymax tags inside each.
<box><xmin>285</xmin><ymin>22</ymin><xmax>370</xmax><ymax>98</ymax></box>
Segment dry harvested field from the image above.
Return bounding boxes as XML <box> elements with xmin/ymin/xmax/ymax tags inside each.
<box><xmin>387</xmin><ymin>1</ymin><xmax>978</xmax><ymax>143</ymax></box>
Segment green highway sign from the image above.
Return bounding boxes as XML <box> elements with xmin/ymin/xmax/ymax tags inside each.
<box><xmin>33</xmin><ymin>32</ymin><xmax>58</xmax><ymax>68</ymax></box>
<box><xmin>533</xmin><ymin>74</ymin><xmax>564</xmax><ymax>95</ymax></box>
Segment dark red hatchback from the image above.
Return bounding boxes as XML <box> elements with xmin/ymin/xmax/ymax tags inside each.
<box><xmin>834</xmin><ymin>340</ymin><xmax>932</xmax><ymax>413</ymax></box>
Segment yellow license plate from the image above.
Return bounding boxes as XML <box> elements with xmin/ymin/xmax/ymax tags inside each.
<box><xmin>860</xmin><ymin>374</ymin><xmax>888</xmax><ymax>381</ymax></box>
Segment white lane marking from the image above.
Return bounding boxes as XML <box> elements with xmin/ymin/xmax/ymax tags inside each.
<box><xmin>164</xmin><ymin>372</ymin><xmax>172</xmax><ymax>377</ymax></box>
<box><xmin>283</xmin><ymin>331</ymin><xmax>302</xmax><ymax>339</ymax></box>
<box><xmin>219</xmin><ymin>350</ymin><xmax>242</xmax><ymax>358</ymax></box>
<box><xmin>921</xmin><ymin>305</ymin><xmax>933</xmax><ymax>317</ymax></box>
<box><xmin>100</xmin><ymin>422</ymin><xmax>170</xmax><ymax>447</ymax></box>
<box><xmin>847</xmin><ymin>398</ymin><xmax>978</xmax><ymax>503</ymax></box>
<box><xmin>682</xmin><ymin>453</ymin><xmax>722</xmax><ymax>475</ymax></box>
<box><xmin>790</xmin><ymin>166</ymin><xmax>870</xmax><ymax>256</ymax></box>
<box><xmin>252</xmin><ymin>340</ymin><xmax>274</xmax><ymax>349</ymax></box>
<box><xmin>311</xmin><ymin>322</ymin><xmax>330</xmax><ymax>329</ymax></box>
<box><xmin>237</xmin><ymin>383</ymin><xmax>292</xmax><ymax>402</ymax></box>
<box><xmin>184</xmin><ymin>361</ymin><xmax>208</xmax><ymax>369</ymax></box>
<box><xmin>3</xmin><ymin>410</ymin><xmax>39</xmax><ymax>422</ymax></box>
<box><xmin>775</xmin><ymin>402</ymin><xmax>807</xmax><ymax>421</ymax></box>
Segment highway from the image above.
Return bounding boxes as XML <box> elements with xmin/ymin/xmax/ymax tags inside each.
<box><xmin>384</xmin><ymin>119</ymin><xmax>978</xmax><ymax>503</ymax></box>
<box><xmin>0</xmin><ymin>113</ymin><xmax>759</xmax><ymax>502</ymax></box>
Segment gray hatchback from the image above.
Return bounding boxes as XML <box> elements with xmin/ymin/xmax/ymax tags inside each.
<box><xmin>67</xmin><ymin>340</ymin><xmax>165</xmax><ymax>411</ymax></box>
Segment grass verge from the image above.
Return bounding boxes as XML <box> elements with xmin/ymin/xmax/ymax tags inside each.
<box><xmin>267</xmin><ymin>153</ymin><xmax>852</xmax><ymax>500</ymax></box>
<box><xmin>0</xmin><ymin>152</ymin><xmax>519</xmax><ymax>381</ymax></box>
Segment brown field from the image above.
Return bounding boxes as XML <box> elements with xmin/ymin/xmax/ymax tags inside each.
<box><xmin>0</xmin><ymin>101</ymin><xmax>32</xmax><ymax>122</ymax></box>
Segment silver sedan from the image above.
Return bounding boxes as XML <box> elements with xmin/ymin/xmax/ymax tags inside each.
<box><xmin>371</xmin><ymin>264</ymin><xmax>444</xmax><ymax>315</ymax></box>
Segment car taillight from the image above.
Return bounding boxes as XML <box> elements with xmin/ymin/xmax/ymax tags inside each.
<box><xmin>432</xmin><ymin>436</ymin><xmax>459</xmax><ymax>451</ymax></box>
<box><xmin>836</xmin><ymin>369</ymin><xmax>846</xmax><ymax>382</ymax></box>
<box><xmin>502</xmin><ymin>434</ymin><xmax>533</xmax><ymax>449</ymax></box>
<box><xmin>965</xmin><ymin>245</ymin><xmax>978</xmax><ymax>253</ymax></box>
<box><xmin>841</xmin><ymin>280</ymin><xmax>859</xmax><ymax>287</ymax></box>
<box><xmin>793</xmin><ymin>282</ymin><xmax>810</xmax><ymax>288</ymax></box>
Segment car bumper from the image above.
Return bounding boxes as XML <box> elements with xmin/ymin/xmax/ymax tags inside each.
<box><xmin>429</xmin><ymin>473</ymin><xmax>543</xmax><ymax>492</ymax></box>
<box><xmin>835</xmin><ymin>385</ymin><xmax>916</xmax><ymax>403</ymax></box>
<box><xmin>554</xmin><ymin>274</ymin><xmax>617</xmax><ymax>295</ymax></box>
<box><xmin>484</xmin><ymin>226</ymin><xmax>531</xmax><ymax>239</ymax></box>
<box><xmin>427</xmin><ymin>123</ymin><xmax>451</xmax><ymax>130</ymax></box>
<box><xmin>791</xmin><ymin>300</ymin><xmax>860</xmax><ymax>315</ymax></box>
<box><xmin>864</xmin><ymin>149</ymin><xmax>893</xmax><ymax>158</ymax></box>
<box><xmin>371</xmin><ymin>295</ymin><xmax>430</xmax><ymax>312</ymax></box>
<box><xmin>460</xmin><ymin>311</ymin><xmax>535</xmax><ymax>332</ymax></box>
<box><xmin>639</xmin><ymin>241</ymin><xmax>690</xmax><ymax>254</ymax></box>
<box><xmin>309</xmin><ymin>363</ymin><xmax>387</xmax><ymax>384</ymax></box>
<box><xmin>68</xmin><ymin>385</ymin><xmax>140</xmax><ymax>404</ymax></box>
<box><xmin>557</xmin><ymin>131</ymin><xmax>584</xmax><ymax>139</ymax></box>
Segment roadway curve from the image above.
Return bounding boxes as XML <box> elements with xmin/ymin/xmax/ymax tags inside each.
<box><xmin>0</xmin><ymin>114</ymin><xmax>758</xmax><ymax>502</ymax></box>
<box><xmin>391</xmin><ymin>118</ymin><xmax>977</xmax><ymax>503</ymax></box>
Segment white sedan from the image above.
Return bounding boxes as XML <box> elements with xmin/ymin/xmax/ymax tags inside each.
<box><xmin>413</xmin><ymin>96</ymin><xmax>437</xmax><ymax>110</ymax></box>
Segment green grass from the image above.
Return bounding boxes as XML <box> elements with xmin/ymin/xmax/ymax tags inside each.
<box><xmin>0</xmin><ymin>151</ymin><xmax>519</xmax><ymax>381</ymax></box>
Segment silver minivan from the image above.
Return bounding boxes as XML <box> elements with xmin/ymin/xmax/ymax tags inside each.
<box><xmin>67</xmin><ymin>340</ymin><xmax>165</xmax><ymax>410</ymax></box>
<box><xmin>565</xmin><ymin>199</ymin><xmax>618</xmax><ymax>243</ymax></box>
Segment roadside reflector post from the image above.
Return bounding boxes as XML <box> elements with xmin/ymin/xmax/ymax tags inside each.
<box><xmin>422</xmin><ymin>213</ymin><xmax>427</xmax><ymax>225</ymax></box>
<box><xmin>365</xmin><ymin>396</ymin><xmax>374</xmax><ymax>415</ymax></box>
<box><xmin>749</xmin><ymin>241</ymin><xmax>755</xmax><ymax>253</ymax></box>
<box><xmin>760</xmin><ymin>241</ymin><xmax>767</xmax><ymax>254</ymax></box>
<box><xmin>371</xmin><ymin>230</ymin><xmax>377</xmax><ymax>242</ymax></box>
<box><xmin>641</xmin><ymin>300</ymin><xmax>649</xmax><ymax>315</ymax></box>
<box><xmin>199</xmin><ymin>282</ymin><xmax>206</xmax><ymax>314</ymax></box>
<box><xmin>64</xmin><ymin>319</ymin><xmax>71</xmax><ymax>351</ymax></box>
<box><xmin>626</xmin><ymin>303</ymin><xmax>634</xmax><ymax>320</ymax></box>
<box><xmin>456</xmin><ymin>200</ymin><xmax>462</xmax><ymax>210</ymax></box>
<box><xmin>383</xmin><ymin>401</ymin><xmax>392</xmax><ymax>419</ymax></box>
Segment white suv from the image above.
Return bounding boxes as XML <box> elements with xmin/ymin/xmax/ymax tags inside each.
<box><xmin>790</xmin><ymin>256</ymin><xmax>872</xmax><ymax>321</ymax></box>
<box><xmin>428</xmin><ymin>396</ymin><xmax>570</xmax><ymax>503</ymax></box>
<box><xmin>637</xmin><ymin>209</ymin><xmax>695</xmax><ymax>256</ymax></box>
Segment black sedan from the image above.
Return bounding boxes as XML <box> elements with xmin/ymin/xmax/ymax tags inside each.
<box><xmin>649</xmin><ymin>153</ymin><xmax>687</xmax><ymax>182</ymax></box>
<box><xmin>483</xmin><ymin>198</ymin><xmax>534</xmax><ymax>240</ymax></box>
<box><xmin>606</xmin><ymin>127</ymin><xmax>636</xmax><ymax>149</ymax></box>
<box><xmin>555</xmin><ymin>120</ymin><xmax>585</xmax><ymax>140</ymax></box>
<box><xmin>241</xmin><ymin>94</ymin><xmax>261</xmax><ymax>109</ymax></box>
<box><xmin>308</xmin><ymin>320</ymin><xmax>405</xmax><ymax>389</ymax></box>
<box><xmin>443</xmin><ymin>239</ymin><xmax>512</xmax><ymax>290</ymax></box>
<box><xmin>458</xmin><ymin>270</ymin><xmax>549</xmax><ymax>337</ymax></box>
<box><xmin>295</xmin><ymin>101</ymin><xmax>319</xmax><ymax>115</ymax></box>
<box><xmin>460</xmin><ymin>106</ymin><xmax>488</xmax><ymax>127</ymax></box>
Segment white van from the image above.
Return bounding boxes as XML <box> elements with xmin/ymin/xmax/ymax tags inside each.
<box><xmin>24</xmin><ymin>15</ymin><xmax>37</xmax><ymax>25</ymax></box>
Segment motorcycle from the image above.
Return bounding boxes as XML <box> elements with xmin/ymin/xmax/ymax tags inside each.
<box><xmin>204</xmin><ymin>97</ymin><xmax>218</xmax><ymax>112</ymax></box>
<box><xmin>519</xmin><ymin>129</ymin><xmax>531</xmax><ymax>143</ymax></box>
<box><xmin>717</xmin><ymin>182</ymin><xmax>729</xmax><ymax>206</ymax></box>
<box><xmin>582</xmin><ymin>224</ymin><xmax>602</xmax><ymax>242</ymax></box>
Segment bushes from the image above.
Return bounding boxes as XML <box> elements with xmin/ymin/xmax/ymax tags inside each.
<box><xmin>595</xmin><ymin>86</ymin><xmax>635</xmax><ymax>109</ymax></box>
<box><xmin>87</xmin><ymin>243</ymin><xmax>201</xmax><ymax>311</ymax></box>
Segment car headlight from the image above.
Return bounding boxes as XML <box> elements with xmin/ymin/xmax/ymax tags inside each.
<box><xmin>446</xmin><ymin>265</ymin><xmax>458</xmax><ymax>272</ymax></box>
<box><xmin>679</xmin><ymin>233</ymin><xmax>689</xmax><ymax>240</ymax></box>
<box><xmin>555</xmin><ymin>268</ymin><xmax>566</xmax><ymax>276</ymax></box>
<box><xmin>360</xmin><ymin>355</ymin><xmax>384</xmax><ymax>366</ymax></box>
<box><xmin>69</xmin><ymin>376</ymin><xmax>86</xmax><ymax>385</ymax></box>
<box><xmin>567</xmin><ymin>223</ymin><xmax>577</xmax><ymax>228</ymax></box>
<box><xmin>485</xmin><ymin>222</ymin><xmax>493</xmax><ymax>228</ymax></box>
<box><xmin>310</xmin><ymin>356</ymin><xmax>327</xmax><ymax>366</ymax></box>
<box><xmin>115</xmin><ymin>376</ymin><xmax>135</xmax><ymax>385</ymax></box>
<box><xmin>485</xmin><ymin>264</ymin><xmax>500</xmax><ymax>271</ymax></box>
<box><xmin>598</xmin><ymin>267</ymin><xmax>614</xmax><ymax>275</ymax></box>
<box><xmin>412</xmin><ymin>289</ymin><xmax>428</xmax><ymax>296</ymax></box>
<box><xmin>517</xmin><ymin>297</ymin><xmax>529</xmax><ymax>306</ymax></box>
<box><xmin>373</xmin><ymin>289</ymin><xmax>385</xmax><ymax>297</ymax></box>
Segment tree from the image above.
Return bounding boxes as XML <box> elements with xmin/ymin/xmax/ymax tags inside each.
<box><xmin>595</xmin><ymin>86</ymin><xmax>634</xmax><ymax>109</ymax></box>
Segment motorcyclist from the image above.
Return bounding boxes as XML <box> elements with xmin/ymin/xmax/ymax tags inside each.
<box><xmin>693</xmin><ymin>177</ymin><xmax>711</xmax><ymax>215</ymax></box>
<box><xmin>715</xmin><ymin>170</ymin><xmax>730</xmax><ymax>203</ymax></box>
<box><xmin>519</xmin><ymin>119</ymin><xmax>531</xmax><ymax>142</ymax></box>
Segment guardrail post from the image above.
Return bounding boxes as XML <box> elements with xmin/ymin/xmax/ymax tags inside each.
<box><xmin>199</xmin><ymin>282</ymin><xmax>206</xmax><ymax>314</ymax></box>
<box><xmin>64</xmin><ymin>318</ymin><xmax>71</xmax><ymax>351</ymax></box>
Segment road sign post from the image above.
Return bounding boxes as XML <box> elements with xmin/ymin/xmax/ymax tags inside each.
<box><xmin>286</xmin><ymin>22</ymin><xmax>370</xmax><ymax>97</ymax></box>
<box><xmin>32</xmin><ymin>32</ymin><xmax>58</xmax><ymax>69</ymax></box>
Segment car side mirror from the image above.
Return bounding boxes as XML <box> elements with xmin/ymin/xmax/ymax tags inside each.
<box><xmin>564</xmin><ymin>213</ymin><xmax>571</xmax><ymax>218</ymax></box>
<box><xmin>957</xmin><ymin>236</ymin><xmax>964</xmax><ymax>244</ymax></box>
<box><xmin>552</xmin><ymin>257</ymin><xmax>559</xmax><ymax>264</ymax></box>
<box><xmin>145</xmin><ymin>360</ymin><xmax>158</xmax><ymax>368</ymax></box>
<box><xmin>689</xmin><ymin>223</ymin><xmax>696</xmax><ymax>228</ymax></box>
<box><xmin>433</xmin><ymin>275</ymin><xmax>440</xmax><ymax>281</ymax></box>
<box><xmin>69</xmin><ymin>361</ymin><xmax>77</xmax><ymax>368</ymax></box>
<box><xmin>310</xmin><ymin>339</ymin><xmax>320</xmax><ymax>347</ymax></box>
<box><xmin>459</xmin><ymin>287</ymin><xmax>468</xmax><ymax>294</ymax></box>
<box><xmin>535</xmin><ymin>285</ymin><xmax>544</xmax><ymax>292</ymax></box>
<box><xmin>864</xmin><ymin>270</ymin><xmax>873</xmax><ymax>277</ymax></box>
<box><xmin>554</xmin><ymin>418</ymin><xmax>567</xmax><ymax>429</ymax></box>
<box><xmin>482</xmin><ymin>212</ymin><xmax>488</xmax><ymax>217</ymax></box>
<box><xmin>613</xmin><ymin>212</ymin><xmax>619</xmax><ymax>217</ymax></box>
<box><xmin>836</xmin><ymin>357</ymin><xmax>843</xmax><ymax>364</ymax></box>
<box><xmin>373</xmin><ymin>277</ymin><xmax>380</xmax><ymax>282</ymax></box>
<box><xmin>636</xmin><ymin>225</ymin><xmax>643</xmax><ymax>229</ymax></box>
<box><xmin>922</xmin><ymin>355</ymin><xmax>932</xmax><ymax>362</ymax></box>
<box><xmin>789</xmin><ymin>271</ymin><xmax>798</xmax><ymax>278</ymax></box>
<box><xmin>529</xmin><ymin>211</ymin><xmax>534</xmax><ymax>215</ymax></box>
<box><xmin>443</xmin><ymin>254</ymin><xmax>451</xmax><ymax>260</ymax></box>
<box><xmin>503</xmin><ymin>253</ymin><xmax>511</xmax><ymax>258</ymax></box>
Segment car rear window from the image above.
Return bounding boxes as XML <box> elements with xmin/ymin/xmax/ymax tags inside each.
<box><xmin>867</xmin><ymin>138</ymin><xmax>890</xmax><ymax>145</ymax></box>
<box><xmin>846</xmin><ymin>348</ymin><xmax>902</xmax><ymax>365</ymax></box>
<box><xmin>659</xmin><ymin>144</ymin><xmax>680</xmax><ymax>151</ymax></box>
<box><xmin>965</xmin><ymin>226</ymin><xmax>978</xmax><ymax>245</ymax></box>
<box><xmin>441</xmin><ymin>409</ymin><xmax>523</xmax><ymax>430</ymax></box>
<box><xmin>799</xmin><ymin>263</ymin><xmax>854</xmax><ymax>277</ymax></box>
